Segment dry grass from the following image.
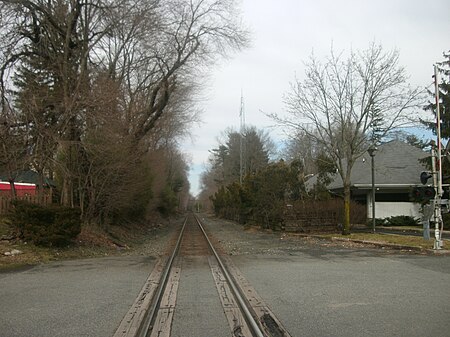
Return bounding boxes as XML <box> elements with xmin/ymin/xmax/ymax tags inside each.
<box><xmin>0</xmin><ymin>237</ymin><xmax>118</xmax><ymax>271</ymax></box>
<box><xmin>329</xmin><ymin>233</ymin><xmax>443</xmax><ymax>250</ymax></box>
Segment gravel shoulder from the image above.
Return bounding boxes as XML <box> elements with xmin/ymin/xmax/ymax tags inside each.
<box><xmin>200</xmin><ymin>214</ymin><xmax>414</xmax><ymax>257</ymax></box>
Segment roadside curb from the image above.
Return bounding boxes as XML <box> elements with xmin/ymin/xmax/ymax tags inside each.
<box><xmin>329</xmin><ymin>236</ymin><xmax>424</xmax><ymax>251</ymax></box>
<box><xmin>288</xmin><ymin>233</ymin><xmax>450</xmax><ymax>254</ymax></box>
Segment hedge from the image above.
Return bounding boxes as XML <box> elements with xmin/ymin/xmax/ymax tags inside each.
<box><xmin>9</xmin><ymin>200</ymin><xmax>81</xmax><ymax>247</ymax></box>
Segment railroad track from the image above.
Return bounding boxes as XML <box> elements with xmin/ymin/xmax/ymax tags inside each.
<box><xmin>113</xmin><ymin>213</ymin><xmax>291</xmax><ymax>337</ymax></box>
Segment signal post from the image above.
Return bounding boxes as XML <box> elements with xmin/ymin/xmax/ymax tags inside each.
<box><xmin>432</xmin><ymin>64</ymin><xmax>444</xmax><ymax>249</ymax></box>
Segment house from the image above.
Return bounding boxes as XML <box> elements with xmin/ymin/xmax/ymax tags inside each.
<box><xmin>323</xmin><ymin>140</ymin><xmax>429</xmax><ymax>220</ymax></box>
<box><xmin>0</xmin><ymin>170</ymin><xmax>55</xmax><ymax>186</ymax></box>
<box><xmin>0</xmin><ymin>170</ymin><xmax>55</xmax><ymax>198</ymax></box>
<box><xmin>0</xmin><ymin>181</ymin><xmax>36</xmax><ymax>196</ymax></box>
<box><xmin>0</xmin><ymin>170</ymin><xmax>55</xmax><ymax>213</ymax></box>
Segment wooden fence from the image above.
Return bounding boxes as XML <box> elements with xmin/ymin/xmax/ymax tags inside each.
<box><xmin>0</xmin><ymin>194</ymin><xmax>52</xmax><ymax>214</ymax></box>
<box><xmin>283</xmin><ymin>199</ymin><xmax>367</xmax><ymax>233</ymax></box>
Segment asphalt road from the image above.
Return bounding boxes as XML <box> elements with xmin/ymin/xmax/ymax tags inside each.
<box><xmin>233</xmin><ymin>251</ymin><xmax>450</xmax><ymax>337</ymax></box>
<box><xmin>0</xmin><ymin>256</ymin><xmax>156</xmax><ymax>337</ymax></box>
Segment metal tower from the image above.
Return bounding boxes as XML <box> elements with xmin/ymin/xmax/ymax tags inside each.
<box><xmin>239</xmin><ymin>91</ymin><xmax>246</xmax><ymax>185</ymax></box>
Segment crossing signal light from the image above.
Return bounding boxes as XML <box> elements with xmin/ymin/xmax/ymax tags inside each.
<box><xmin>412</xmin><ymin>186</ymin><xmax>436</xmax><ymax>203</ymax></box>
<box><xmin>420</xmin><ymin>171</ymin><xmax>432</xmax><ymax>185</ymax></box>
<box><xmin>423</xmin><ymin>187</ymin><xmax>436</xmax><ymax>201</ymax></box>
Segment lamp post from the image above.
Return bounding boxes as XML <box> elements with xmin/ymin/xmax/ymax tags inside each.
<box><xmin>367</xmin><ymin>145</ymin><xmax>377</xmax><ymax>233</ymax></box>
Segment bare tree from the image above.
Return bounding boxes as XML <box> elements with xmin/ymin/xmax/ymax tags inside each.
<box><xmin>0</xmin><ymin>0</ymin><xmax>248</xmax><ymax>221</ymax></box>
<box><xmin>0</xmin><ymin>0</ymin><xmax>117</xmax><ymax>206</ymax></box>
<box><xmin>283</xmin><ymin>128</ymin><xmax>324</xmax><ymax>174</ymax></box>
<box><xmin>270</xmin><ymin>44</ymin><xmax>424</xmax><ymax>234</ymax></box>
<box><xmin>102</xmin><ymin>0</ymin><xmax>249</xmax><ymax>143</ymax></box>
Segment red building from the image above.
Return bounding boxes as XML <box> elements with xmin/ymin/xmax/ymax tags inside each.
<box><xmin>0</xmin><ymin>181</ymin><xmax>37</xmax><ymax>196</ymax></box>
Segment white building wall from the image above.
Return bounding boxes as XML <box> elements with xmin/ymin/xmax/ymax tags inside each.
<box><xmin>368</xmin><ymin>201</ymin><xmax>422</xmax><ymax>220</ymax></box>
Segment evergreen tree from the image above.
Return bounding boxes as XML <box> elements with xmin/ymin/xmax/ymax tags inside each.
<box><xmin>424</xmin><ymin>51</ymin><xmax>450</xmax><ymax>139</ymax></box>
<box><xmin>422</xmin><ymin>52</ymin><xmax>450</xmax><ymax>183</ymax></box>
<box><xmin>11</xmin><ymin>20</ymin><xmax>65</xmax><ymax>202</ymax></box>
<box><xmin>208</xmin><ymin>126</ymin><xmax>272</xmax><ymax>187</ymax></box>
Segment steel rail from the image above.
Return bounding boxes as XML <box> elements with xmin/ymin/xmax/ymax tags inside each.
<box><xmin>135</xmin><ymin>217</ymin><xmax>188</xmax><ymax>337</ymax></box>
<box><xmin>137</xmin><ymin>214</ymin><xmax>266</xmax><ymax>337</ymax></box>
<box><xmin>193</xmin><ymin>214</ymin><xmax>266</xmax><ymax>337</ymax></box>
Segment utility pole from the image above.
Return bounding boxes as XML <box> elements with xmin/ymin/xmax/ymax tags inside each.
<box><xmin>239</xmin><ymin>91</ymin><xmax>246</xmax><ymax>185</ymax></box>
<box><xmin>433</xmin><ymin>65</ymin><xmax>444</xmax><ymax>250</ymax></box>
<box><xmin>368</xmin><ymin>145</ymin><xmax>377</xmax><ymax>233</ymax></box>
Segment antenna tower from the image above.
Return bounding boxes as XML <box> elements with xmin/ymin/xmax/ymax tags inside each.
<box><xmin>239</xmin><ymin>92</ymin><xmax>246</xmax><ymax>184</ymax></box>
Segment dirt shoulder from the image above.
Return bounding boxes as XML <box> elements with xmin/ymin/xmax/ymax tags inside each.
<box><xmin>0</xmin><ymin>215</ymin><xmax>183</xmax><ymax>271</ymax></box>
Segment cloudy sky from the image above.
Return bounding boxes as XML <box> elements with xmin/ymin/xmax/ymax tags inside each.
<box><xmin>181</xmin><ymin>0</ymin><xmax>450</xmax><ymax>196</ymax></box>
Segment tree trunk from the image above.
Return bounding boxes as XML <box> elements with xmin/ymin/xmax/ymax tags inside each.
<box><xmin>8</xmin><ymin>180</ymin><xmax>17</xmax><ymax>200</ymax></box>
<box><xmin>342</xmin><ymin>182</ymin><xmax>351</xmax><ymax>235</ymax></box>
<box><xmin>61</xmin><ymin>177</ymin><xmax>72</xmax><ymax>207</ymax></box>
<box><xmin>37</xmin><ymin>169</ymin><xmax>45</xmax><ymax>204</ymax></box>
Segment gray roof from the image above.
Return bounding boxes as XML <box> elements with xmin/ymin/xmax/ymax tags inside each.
<box><xmin>327</xmin><ymin>140</ymin><xmax>429</xmax><ymax>190</ymax></box>
<box><xmin>0</xmin><ymin>170</ymin><xmax>55</xmax><ymax>187</ymax></box>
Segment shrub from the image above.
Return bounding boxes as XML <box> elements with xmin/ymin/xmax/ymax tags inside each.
<box><xmin>383</xmin><ymin>215</ymin><xmax>420</xmax><ymax>227</ymax></box>
<box><xmin>211</xmin><ymin>161</ymin><xmax>303</xmax><ymax>229</ymax></box>
<box><xmin>373</xmin><ymin>218</ymin><xmax>387</xmax><ymax>227</ymax></box>
<box><xmin>9</xmin><ymin>201</ymin><xmax>81</xmax><ymax>247</ymax></box>
<box><xmin>157</xmin><ymin>186</ymin><xmax>178</xmax><ymax>217</ymax></box>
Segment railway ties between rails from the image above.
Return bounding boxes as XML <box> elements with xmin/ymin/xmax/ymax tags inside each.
<box><xmin>113</xmin><ymin>214</ymin><xmax>291</xmax><ymax>337</ymax></box>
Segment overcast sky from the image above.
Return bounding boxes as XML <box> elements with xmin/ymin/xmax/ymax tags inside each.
<box><xmin>181</xmin><ymin>0</ymin><xmax>450</xmax><ymax>196</ymax></box>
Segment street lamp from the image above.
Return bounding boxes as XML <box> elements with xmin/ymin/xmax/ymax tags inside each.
<box><xmin>367</xmin><ymin>145</ymin><xmax>377</xmax><ymax>233</ymax></box>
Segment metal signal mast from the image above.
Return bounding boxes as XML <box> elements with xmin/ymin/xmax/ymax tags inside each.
<box><xmin>239</xmin><ymin>91</ymin><xmax>246</xmax><ymax>185</ymax></box>
<box><xmin>433</xmin><ymin>65</ymin><xmax>444</xmax><ymax>249</ymax></box>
